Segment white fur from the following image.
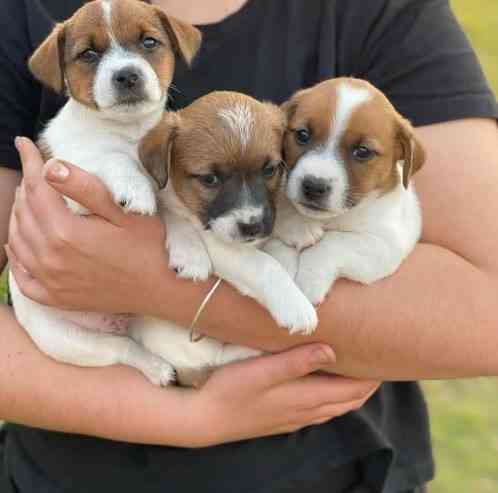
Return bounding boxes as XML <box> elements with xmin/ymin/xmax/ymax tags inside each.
<box><xmin>274</xmin><ymin>119</ymin><xmax>422</xmax><ymax>306</ymax></box>
<box><xmin>218</xmin><ymin>104</ymin><xmax>255</xmax><ymax>149</ymax></box>
<box><xmin>129</xmin><ymin>145</ymin><xmax>319</xmax><ymax>386</ymax></box>
<box><xmin>101</xmin><ymin>0</ymin><xmax>113</xmax><ymax>26</ymax></box>
<box><xmin>287</xmin><ymin>83</ymin><xmax>372</xmax><ymax>219</ymax></box>
<box><xmin>209</xmin><ymin>205</ymin><xmax>264</xmax><ymax>243</ymax></box>
<box><xmin>9</xmin><ymin>8</ymin><xmax>173</xmax><ymax>385</ymax></box>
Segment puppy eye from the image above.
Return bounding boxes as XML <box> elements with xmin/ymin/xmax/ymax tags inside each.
<box><xmin>142</xmin><ymin>37</ymin><xmax>161</xmax><ymax>50</ymax></box>
<box><xmin>262</xmin><ymin>162</ymin><xmax>278</xmax><ymax>179</ymax></box>
<box><xmin>198</xmin><ymin>174</ymin><xmax>220</xmax><ymax>188</ymax></box>
<box><xmin>295</xmin><ymin>128</ymin><xmax>311</xmax><ymax>146</ymax></box>
<box><xmin>352</xmin><ymin>145</ymin><xmax>377</xmax><ymax>162</ymax></box>
<box><xmin>78</xmin><ymin>49</ymin><xmax>100</xmax><ymax>63</ymax></box>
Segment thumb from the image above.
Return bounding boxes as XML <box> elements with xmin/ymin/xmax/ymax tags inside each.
<box><xmin>15</xmin><ymin>137</ymin><xmax>46</xmax><ymax>183</ymax></box>
<box><xmin>43</xmin><ymin>159</ymin><xmax>125</xmax><ymax>226</ymax></box>
<box><xmin>240</xmin><ymin>344</ymin><xmax>336</xmax><ymax>389</ymax></box>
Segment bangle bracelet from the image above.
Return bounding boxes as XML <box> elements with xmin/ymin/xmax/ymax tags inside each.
<box><xmin>189</xmin><ymin>277</ymin><xmax>223</xmax><ymax>342</ymax></box>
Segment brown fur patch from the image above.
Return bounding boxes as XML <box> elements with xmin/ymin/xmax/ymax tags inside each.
<box><xmin>140</xmin><ymin>91</ymin><xmax>287</xmax><ymax>223</ymax></box>
<box><xmin>29</xmin><ymin>0</ymin><xmax>201</xmax><ymax>107</ymax></box>
<box><xmin>283</xmin><ymin>77</ymin><xmax>426</xmax><ymax>205</ymax></box>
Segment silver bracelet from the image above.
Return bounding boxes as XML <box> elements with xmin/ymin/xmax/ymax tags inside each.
<box><xmin>189</xmin><ymin>277</ymin><xmax>223</xmax><ymax>342</ymax></box>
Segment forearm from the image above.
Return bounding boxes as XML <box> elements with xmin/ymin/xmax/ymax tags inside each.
<box><xmin>0</xmin><ymin>304</ymin><xmax>203</xmax><ymax>446</ymax></box>
<box><xmin>154</xmin><ymin>242</ymin><xmax>498</xmax><ymax>381</ymax></box>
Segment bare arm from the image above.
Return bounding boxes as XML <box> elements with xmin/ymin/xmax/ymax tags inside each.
<box><xmin>11</xmin><ymin>119</ymin><xmax>498</xmax><ymax>381</ymax></box>
<box><xmin>195</xmin><ymin>119</ymin><xmax>498</xmax><ymax>380</ymax></box>
<box><xmin>2</xmin><ymin>140</ymin><xmax>378</xmax><ymax>442</ymax></box>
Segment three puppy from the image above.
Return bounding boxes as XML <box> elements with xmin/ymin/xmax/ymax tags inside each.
<box><xmin>10</xmin><ymin>1</ymin><xmax>426</xmax><ymax>388</ymax></box>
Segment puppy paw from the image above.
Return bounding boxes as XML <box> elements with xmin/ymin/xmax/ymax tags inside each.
<box><xmin>270</xmin><ymin>291</ymin><xmax>318</xmax><ymax>335</ymax></box>
<box><xmin>168</xmin><ymin>241</ymin><xmax>213</xmax><ymax>282</ymax></box>
<box><xmin>112</xmin><ymin>176</ymin><xmax>157</xmax><ymax>216</ymax></box>
<box><xmin>142</xmin><ymin>355</ymin><xmax>176</xmax><ymax>387</ymax></box>
<box><xmin>290</xmin><ymin>222</ymin><xmax>324</xmax><ymax>251</ymax></box>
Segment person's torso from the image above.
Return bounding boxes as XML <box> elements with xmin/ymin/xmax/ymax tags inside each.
<box><xmin>6</xmin><ymin>1</ymin><xmax>434</xmax><ymax>492</ymax></box>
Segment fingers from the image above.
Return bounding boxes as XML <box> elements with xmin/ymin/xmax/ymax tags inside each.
<box><xmin>236</xmin><ymin>344</ymin><xmax>336</xmax><ymax>389</ymax></box>
<box><xmin>9</xmin><ymin>186</ymin><xmax>47</xmax><ymax>275</ymax></box>
<box><xmin>288</xmin><ymin>375</ymin><xmax>380</xmax><ymax>411</ymax></box>
<box><xmin>43</xmin><ymin>159</ymin><xmax>125</xmax><ymax>226</ymax></box>
<box><xmin>5</xmin><ymin>245</ymin><xmax>53</xmax><ymax>305</ymax></box>
<box><xmin>15</xmin><ymin>137</ymin><xmax>68</xmax><ymax>229</ymax></box>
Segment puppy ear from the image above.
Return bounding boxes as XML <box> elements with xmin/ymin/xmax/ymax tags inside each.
<box><xmin>155</xmin><ymin>10</ymin><xmax>202</xmax><ymax>66</ymax></box>
<box><xmin>396</xmin><ymin>116</ymin><xmax>426</xmax><ymax>188</ymax></box>
<box><xmin>139</xmin><ymin>114</ymin><xmax>178</xmax><ymax>189</ymax></box>
<box><xmin>29</xmin><ymin>23</ymin><xmax>66</xmax><ymax>93</ymax></box>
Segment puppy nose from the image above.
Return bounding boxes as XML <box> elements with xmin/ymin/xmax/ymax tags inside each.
<box><xmin>302</xmin><ymin>176</ymin><xmax>331</xmax><ymax>201</ymax></box>
<box><xmin>113</xmin><ymin>68</ymin><xmax>141</xmax><ymax>90</ymax></box>
<box><xmin>238</xmin><ymin>221</ymin><xmax>263</xmax><ymax>238</ymax></box>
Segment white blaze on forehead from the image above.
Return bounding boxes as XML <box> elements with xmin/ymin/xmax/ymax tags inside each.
<box><xmin>329</xmin><ymin>82</ymin><xmax>372</xmax><ymax>148</ymax></box>
<box><xmin>101</xmin><ymin>0</ymin><xmax>113</xmax><ymax>27</ymax></box>
<box><xmin>286</xmin><ymin>82</ymin><xmax>373</xmax><ymax>217</ymax></box>
<box><xmin>218</xmin><ymin>104</ymin><xmax>255</xmax><ymax>149</ymax></box>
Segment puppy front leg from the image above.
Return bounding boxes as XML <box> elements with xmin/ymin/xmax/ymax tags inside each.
<box><xmin>95</xmin><ymin>155</ymin><xmax>158</xmax><ymax>216</ymax></box>
<box><xmin>202</xmin><ymin>235</ymin><xmax>318</xmax><ymax>335</ymax></box>
<box><xmin>165</xmin><ymin>212</ymin><xmax>212</xmax><ymax>281</ymax></box>
<box><xmin>273</xmin><ymin>196</ymin><xmax>325</xmax><ymax>251</ymax></box>
<box><xmin>263</xmin><ymin>239</ymin><xmax>299</xmax><ymax>279</ymax></box>
<box><xmin>296</xmin><ymin>231</ymin><xmax>398</xmax><ymax>305</ymax></box>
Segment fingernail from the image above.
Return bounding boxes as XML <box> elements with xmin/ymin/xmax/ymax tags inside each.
<box><xmin>44</xmin><ymin>159</ymin><xmax>69</xmax><ymax>182</ymax></box>
<box><xmin>14</xmin><ymin>136</ymin><xmax>24</xmax><ymax>151</ymax></box>
<box><xmin>311</xmin><ymin>346</ymin><xmax>335</xmax><ymax>366</ymax></box>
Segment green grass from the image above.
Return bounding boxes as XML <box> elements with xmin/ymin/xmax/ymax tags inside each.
<box><xmin>452</xmin><ymin>0</ymin><xmax>498</xmax><ymax>94</ymax></box>
<box><xmin>1</xmin><ymin>1</ymin><xmax>497</xmax><ymax>490</ymax></box>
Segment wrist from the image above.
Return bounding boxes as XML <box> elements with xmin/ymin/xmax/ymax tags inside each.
<box><xmin>140</xmin><ymin>258</ymin><xmax>218</xmax><ymax>325</ymax></box>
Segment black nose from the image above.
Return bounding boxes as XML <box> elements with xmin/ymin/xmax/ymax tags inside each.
<box><xmin>113</xmin><ymin>68</ymin><xmax>142</xmax><ymax>90</ymax></box>
<box><xmin>302</xmin><ymin>176</ymin><xmax>331</xmax><ymax>201</ymax></box>
<box><xmin>238</xmin><ymin>221</ymin><xmax>263</xmax><ymax>238</ymax></box>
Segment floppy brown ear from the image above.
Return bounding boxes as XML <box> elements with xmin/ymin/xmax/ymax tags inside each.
<box><xmin>29</xmin><ymin>23</ymin><xmax>66</xmax><ymax>93</ymax></box>
<box><xmin>155</xmin><ymin>9</ymin><xmax>202</xmax><ymax>66</ymax></box>
<box><xmin>139</xmin><ymin>115</ymin><xmax>178</xmax><ymax>189</ymax></box>
<box><xmin>396</xmin><ymin>116</ymin><xmax>426</xmax><ymax>189</ymax></box>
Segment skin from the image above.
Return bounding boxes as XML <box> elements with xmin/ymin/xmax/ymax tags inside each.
<box><xmin>8</xmin><ymin>119</ymin><xmax>498</xmax><ymax>382</ymax></box>
<box><xmin>2</xmin><ymin>0</ymin><xmax>497</xmax><ymax>446</ymax></box>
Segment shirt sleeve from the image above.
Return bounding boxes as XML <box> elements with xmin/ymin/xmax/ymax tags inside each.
<box><xmin>329</xmin><ymin>0</ymin><xmax>497</xmax><ymax>126</ymax></box>
<box><xmin>0</xmin><ymin>0</ymin><xmax>43</xmax><ymax>170</ymax></box>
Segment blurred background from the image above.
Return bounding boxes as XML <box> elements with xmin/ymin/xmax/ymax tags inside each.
<box><xmin>1</xmin><ymin>1</ymin><xmax>497</xmax><ymax>492</ymax></box>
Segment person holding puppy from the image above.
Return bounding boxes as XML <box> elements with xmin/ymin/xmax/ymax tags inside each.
<box><xmin>1</xmin><ymin>1</ymin><xmax>497</xmax><ymax>492</ymax></box>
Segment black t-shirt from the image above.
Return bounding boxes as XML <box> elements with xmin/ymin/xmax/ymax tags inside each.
<box><xmin>1</xmin><ymin>1</ymin><xmax>496</xmax><ymax>492</ymax></box>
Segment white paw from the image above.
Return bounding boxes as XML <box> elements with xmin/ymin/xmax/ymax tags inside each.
<box><xmin>269</xmin><ymin>290</ymin><xmax>318</xmax><ymax>335</ymax></box>
<box><xmin>296</xmin><ymin>269</ymin><xmax>335</xmax><ymax>306</ymax></box>
<box><xmin>112</xmin><ymin>176</ymin><xmax>157</xmax><ymax>216</ymax></box>
<box><xmin>142</xmin><ymin>354</ymin><xmax>176</xmax><ymax>387</ymax></box>
<box><xmin>290</xmin><ymin>222</ymin><xmax>324</xmax><ymax>251</ymax></box>
<box><xmin>168</xmin><ymin>241</ymin><xmax>213</xmax><ymax>282</ymax></box>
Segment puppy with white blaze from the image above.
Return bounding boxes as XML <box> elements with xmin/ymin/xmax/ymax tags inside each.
<box><xmin>265</xmin><ymin>78</ymin><xmax>426</xmax><ymax>305</ymax></box>
<box><xmin>130</xmin><ymin>91</ymin><xmax>318</xmax><ymax>387</ymax></box>
<box><xmin>9</xmin><ymin>0</ymin><xmax>201</xmax><ymax>386</ymax></box>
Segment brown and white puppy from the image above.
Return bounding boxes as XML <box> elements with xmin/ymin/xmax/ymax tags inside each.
<box><xmin>131</xmin><ymin>91</ymin><xmax>318</xmax><ymax>387</ymax></box>
<box><xmin>10</xmin><ymin>0</ymin><xmax>201</xmax><ymax>386</ymax></box>
<box><xmin>266</xmin><ymin>77</ymin><xmax>426</xmax><ymax>305</ymax></box>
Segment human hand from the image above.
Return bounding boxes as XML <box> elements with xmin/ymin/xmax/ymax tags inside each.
<box><xmin>7</xmin><ymin>137</ymin><xmax>168</xmax><ymax>314</ymax></box>
<box><xmin>187</xmin><ymin>344</ymin><xmax>380</xmax><ymax>447</ymax></box>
